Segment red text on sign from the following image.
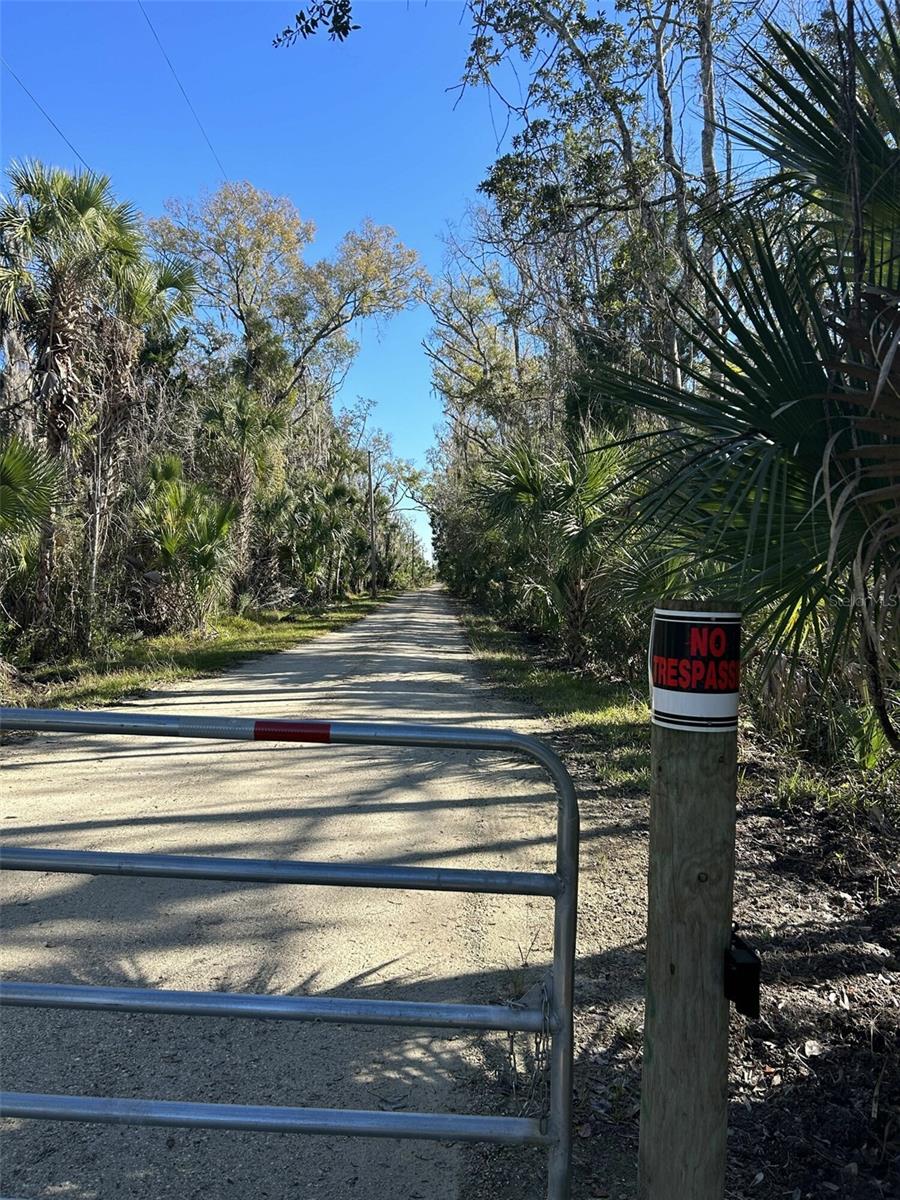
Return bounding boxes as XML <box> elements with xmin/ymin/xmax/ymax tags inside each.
<box><xmin>651</xmin><ymin>656</ymin><xmax>739</xmax><ymax>691</ymax></box>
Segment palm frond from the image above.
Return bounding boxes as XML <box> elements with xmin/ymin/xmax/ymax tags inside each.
<box><xmin>0</xmin><ymin>436</ymin><xmax>60</xmax><ymax>535</ymax></box>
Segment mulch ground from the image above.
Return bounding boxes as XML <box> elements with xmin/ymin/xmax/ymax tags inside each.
<box><xmin>725</xmin><ymin>748</ymin><xmax>899</xmax><ymax>1199</ymax></box>
<box><xmin>463</xmin><ymin>702</ymin><xmax>899</xmax><ymax>1199</ymax></box>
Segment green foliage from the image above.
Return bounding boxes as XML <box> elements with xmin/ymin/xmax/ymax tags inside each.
<box><xmin>149</xmin><ymin>184</ymin><xmax>426</xmax><ymax>411</ymax></box>
<box><xmin>3</xmin><ymin>597</ymin><xmax>386</xmax><ymax>709</ymax></box>
<box><xmin>202</xmin><ymin>386</ymin><xmax>288</xmax><ymax>470</ymax></box>
<box><xmin>584</xmin><ymin>5</ymin><xmax>900</xmax><ymax>750</ymax></box>
<box><xmin>735</xmin><ymin>12</ymin><xmax>900</xmax><ymax>265</ymax></box>
<box><xmin>136</xmin><ymin>457</ymin><xmax>237</xmax><ymax>628</ymax></box>
<box><xmin>0</xmin><ymin>436</ymin><xmax>59</xmax><ymax>536</ymax></box>
<box><xmin>462</xmin><ymin>608</ymin><xmax>651</xmax><ymax>795</ymax></box>
<box><xmin>273</xmin><ymin>0</ymin><xmax>359</xmax><ymax>46</ymax></box>
<box><xmin>1</xmin><ymin>166</ymin><xmax>430</xmax><ymax>667</ymax></box>
<box><xmin>475</xmin><ymin>436</ymin><xmax>628</xmax><ymax>666</ymax></box>
<box><xmin>427</xmin><ymin>0</ymin><xmax>898</xmax><ymax>765</ymax></box>
<box><xmin>435</xmin><ymin>434</ymin><xmax>646</xmax><ymax>672</ymax></box>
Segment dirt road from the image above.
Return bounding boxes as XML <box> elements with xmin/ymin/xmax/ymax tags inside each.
<box><xmin>1</xmin><ymin>590</ymin><xmax>563</xmax><ymax>1200</ymax></box>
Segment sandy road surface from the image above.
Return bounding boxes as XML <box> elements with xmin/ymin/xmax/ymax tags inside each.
<box><xmin>1</xmin><ymin>589</ymin><xmax>562</xmax><ymax>1200</ymax></box>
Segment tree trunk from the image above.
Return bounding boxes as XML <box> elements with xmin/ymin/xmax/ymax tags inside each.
<box><xmin>32</xmin><ymin>517</ymin><xmax>55</xmax><ymax>658</ymax></box>
<box><xmin>646</xmin><ymin>0</ymin><xmax>696</xmax><ymax>286</ymax></box>
<box><xmin>232</xmin><ymin>455</ymin><xmax>255</xmax><ymax>606</ymax></box>
<box><xmin>697</xmin><ymin>0</ymin><xmax>721</xmax><ymax>332</ymax></box>
<box><xmin>565</xmin><ymin>574</ymin><xmax>589</xmax><ymax>668</ymax></box>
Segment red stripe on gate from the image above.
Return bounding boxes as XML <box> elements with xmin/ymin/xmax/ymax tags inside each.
<box><xmin>253</xmin><ymin>720</ymin><xmax>332</xmax><ymax>744</ymax></box>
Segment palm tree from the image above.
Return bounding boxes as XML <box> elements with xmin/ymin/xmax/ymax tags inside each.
<box><xmin>73</xmin><ymin>253</ymin><xmax>197</xmax><ymax>649</ymax></box>
<box><xmin>0</xmin><ymin>436</ymin><xmax>59</xmax><ymax>537</ymax></box>
<box><xmin>589</xmin><ymin>4</ymin><xmax>900</xmax><ymax>748</ymax></box>
<box><xmin>0</xmin><ymin>160</ymin><xmax>142</xmax><ymax>457</ymax></box>
<box><xmin>136</xmin><ymin>456</ymin><xmax>236</xmax><ymax>629</ymax></box>
<box><xmin>0</xmin><ymin>161</ymin><xmax>143</xmax><ymax>642</ymax></box>
<box><xmin>0</xmin><ymin>437</ymin><xmax>61</xmax><ymax>650</ymax></box>
<box><xmin>202</xmin><ymin>384</ymin><xmax>288</xmax><ymax>601</ymax></box>
<box><xmin>479</xmin><ymin>435</ymin><xmax>625</xmax><ymax>666</ymax></box>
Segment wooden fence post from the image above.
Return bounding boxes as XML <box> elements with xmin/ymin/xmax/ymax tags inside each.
<box><xmin>638</xmin><ymin>598</ymin><xmax>741</xmax><ymax>1200</ymax></box>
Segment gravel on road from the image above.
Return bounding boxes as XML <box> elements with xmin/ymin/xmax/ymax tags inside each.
<box><xmin>1</xmin><ymin>589</ymin><xmax>563</xmax><ymax>1200</ymax></box>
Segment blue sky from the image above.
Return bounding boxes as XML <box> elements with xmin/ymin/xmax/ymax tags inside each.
<box><xmin>1</xmin><ymin>0</ymin><xmax>517</xmax><ymax>550</ymax></box>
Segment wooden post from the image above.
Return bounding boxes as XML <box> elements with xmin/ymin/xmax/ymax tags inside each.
<box><xmin>638</xmin><ymin>598</ymin><xmax>741</xmax><ymax>1200</ymax></box>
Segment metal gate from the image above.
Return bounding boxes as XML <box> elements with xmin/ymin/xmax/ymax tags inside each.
<box><xmin>0</xmin><ymin>707</ymin><xmax>579</xmax><ymax>1198</ymax></box>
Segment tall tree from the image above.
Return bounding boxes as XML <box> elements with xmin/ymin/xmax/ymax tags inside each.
<box><xmin>1</xmin><ymin>162</ymin><xmax>143</xmax><ymax>642</ymax></box>
<box><xmin>149</xmin><ymin>184</ymin><xmax>426</xmax><ymax>412</ymax></box>
<box><xmin>201</xmin><ymin>383</ymin><xmax>288</xmax><ymax>600</ymax></box>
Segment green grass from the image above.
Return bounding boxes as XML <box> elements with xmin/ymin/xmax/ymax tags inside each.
<box><xmin>461</xmin><ymin>608</ymin><xmax>899</xmax><ymax>818</ymax></box>
<box><xmin>2</xmin><ymin>596</ymin><xmax>388</xmax><ymax>709</ymax></box>
<box><xmin>461</xmin><ymin>609</ymin><xmax>651</xmax><ymax>794</ymax></box>
<box><xmin>766</xmin><ymin>759</ymin><xmax>898</xmax><ymax>819</ymax></box>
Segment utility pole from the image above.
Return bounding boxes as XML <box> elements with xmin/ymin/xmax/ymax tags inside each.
<box><xmin>367</xmin><ymin>449</ymin><xmax>377</xmax><ymax>596</ymax></box>
<box><xmin>639</xmin><ymin>598</ymin><xmax>742</xmax><ymax>1200</ymax></box>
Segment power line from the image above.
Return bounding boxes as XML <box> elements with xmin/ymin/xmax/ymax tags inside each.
<box><xmin>1</xmin><ymin>55</ymin><xmax>92</xmax><ymax>172</ymax></box>
<box><xmin>136</xmin><ymin>0</ymin><xmax>228</xmax><ymax>181</ymax></box>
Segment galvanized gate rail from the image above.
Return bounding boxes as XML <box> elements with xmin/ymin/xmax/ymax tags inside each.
<box><xmin>0</xmin><ymin>707</ymin><xmax>579</xmax><ymax>1198</ymax></box>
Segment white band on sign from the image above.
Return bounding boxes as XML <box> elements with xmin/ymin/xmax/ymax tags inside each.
<box><xmin>648</xmin><ymin>608</ymin><xmax>741</xmax><ymax>733</ymax></box>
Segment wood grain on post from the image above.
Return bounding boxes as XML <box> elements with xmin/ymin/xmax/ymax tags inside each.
<box><xmin>638</xmin><ymin>598</ymin><xmax>739</xmax><ymax>1200</ymax></box>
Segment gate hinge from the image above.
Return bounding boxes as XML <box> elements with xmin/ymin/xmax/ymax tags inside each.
<box><xmin>724</xmin><ymin>930</ymin><xmax>761</xmax><ymax>1019</ymax></box>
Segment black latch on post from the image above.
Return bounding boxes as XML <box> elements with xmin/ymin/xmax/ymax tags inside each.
<box><xmin>724</xmin><ymin>931</ymin><xmax>760</xmax><ymax>1019</ymax></box>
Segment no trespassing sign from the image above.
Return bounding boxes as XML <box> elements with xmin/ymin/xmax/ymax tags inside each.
<box><xmin>649</xmin><ymin>609</ymin><xmax>741</xmax><ymax>733</ymax></box>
